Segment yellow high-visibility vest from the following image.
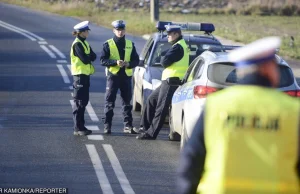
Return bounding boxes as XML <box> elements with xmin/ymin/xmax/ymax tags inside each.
<box><xmin>199</xmin><ymin>85</ymin><xmax>300</xmax><ymax>194</ymax></box>
<box><xmin>161</xmin><ymin>39</ymin><xmax>189</xmax><ymax>80</ymax></box>
<box><xmin>70</xmin><ymin>38</ymin><xmax>95</xmax><ymax>75</ymax></box>
<box><xmin>107</xmin><ymin>38</ymin><xmax>133</xmax><ymax>76</ymax></box>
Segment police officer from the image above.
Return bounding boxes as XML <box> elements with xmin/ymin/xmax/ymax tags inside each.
<box><xmin>177</xmin><ymin>37</ymin><xmax>300</xmax><ymax>194</ymax></box>
<box><xmin>71</xmin><ymin>21</ymin><xmax>97</xmax><ymax>136</ymax></box>
<box><xmin>100</xmin><ymin>20</ymin><xmax>140</xmax><ymax>134</ymax></box>
<box><xmin>137</xmin><ymin>25</ymin><xmax>189</xmax><ymax>140</ymax></box>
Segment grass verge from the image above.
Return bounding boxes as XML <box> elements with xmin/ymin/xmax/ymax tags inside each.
<box><xmin>1</xmin><ymin>0</ymin><xmax>300</xmax><ymax>59</ymax></box>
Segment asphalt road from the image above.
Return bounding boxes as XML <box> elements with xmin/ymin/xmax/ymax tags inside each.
<box><xmin>0</xmin><ymin>2</ymin><xmax>180</xmax><ymax>194</ymax></box>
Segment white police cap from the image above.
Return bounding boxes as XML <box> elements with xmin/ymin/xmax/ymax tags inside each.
<box><xmin>165</xmin><ymin>25</ymin><xmax>181</xmax><ymax>33</ymax></box>
<box><xmin>73</xmin><ymin>21</ymin><xmax>90</xmax><ymax>31</ymax></box>
<box><xmin>112</xmin><ymin>20</ymin><xmax>126</xmax><ymax>29</ymax></box>
<box><xmin>229</xmin><ymin>36</ymin><xmax>281</xmax><ymax>67</ymax></box>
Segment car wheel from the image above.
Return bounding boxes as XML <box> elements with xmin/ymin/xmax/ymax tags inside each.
<box><xmin>132</xmin><ymin>79</ymin><xmax>141</xmax><ymax>112</ymax></box>
<box><xmin>180</xmin><ymin>117</ymin><xmax>187</xmax><ymax>149</ymax></box>
<box><xmin>168</xmin><ymin>106</ymin><xmax>181</xmax><ymax>141</ymax></box>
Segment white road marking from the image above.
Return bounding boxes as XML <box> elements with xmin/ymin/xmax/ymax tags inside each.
<box><xmin>49</xmin><ymin>45</ymin><xmax>66</xmax><ymax>59</ymax></box>
<box><xmin>86</xmin><ymin>144</ymin><xmax>114</xmax><ymax>194</ymax></box>
<box><xmin>88</xmin><ymin>135</ymin><xmax>104</xmax><ymax>140</ymax></box>
<box><xmin>56</xmin><ymin>65</ymin><xmax>70</xmax><ymax>83</ymax></box>
<box><xmin>87</xmin><ymin>102</ymin><xmax>99</xmax><ymax>122</ymax></box>
<box><xmin>67</xmin><ymin>65</ymin><xmax>71</xmax><ymax>72</ymax></box>
<box><xmin>40</xmin><ymin>45</ymin><xmax>56</xmax><ymax>58</ymax></box>
<box><xmin>70</xmin><ymin>100</ymin><xmax>99</xmax><ymax>122</ymax></box>
<box><xmin>38</xmin><ymin>41</ymin><xmax>48</xmax><ymax>44</ymax></box>
<box><xmin>0</xmin><ymin>22</ymin><xmax>36</xmax><ymax>41</ymax></box>
<box><xmin>57</xmin><ymin>60</ymin><xmax>68</xmax><ymax>63</ymax></box>
<box><xmin>86</xmin><ymin>125</ymin><xmax>100</xmax><ymax>131</ymax></box>
<box><xmin>103</xmin><ymin>144</ymin><xmax>135</xmax><ymax>194</ymax></box>
<box><xmin>0</xmin><ymin>20</ymin><xmax>44</xmax><ymax>41</ymax></box>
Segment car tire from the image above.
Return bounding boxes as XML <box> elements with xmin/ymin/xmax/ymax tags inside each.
<box><xmin>132</xmin><ymin>79</ymin><xmax>141</xmax><ymax>112</ymax></box>
<box><xmin>180</xmin><ymin>117</ymin><xmax>187</xmax><ymax>149</ymax></box>
<box><xmin>168</xmin><ymin>106</ymin><xmax>181</xmax><ymax>141</ymax></box>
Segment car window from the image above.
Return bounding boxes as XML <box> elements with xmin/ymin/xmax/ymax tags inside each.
<box><xmin>182</xmin><ymin>57</ymin><xmax>199</xmax><ymax>83</ymax></box>
<box><xmin>207</xmin><ymin>63</ymin><xmax>294</xmax><ymax>87</ymax></box>
<box><xmin>140</xmin><ymin>38</ymin><xmax>154</xmax><ymax>60</ymax></box>
<box><xmin>144</xmin><ymin>41</ymin><xmax>154</xmax><ymax>66</ymax></box>
<box><xmin>278</xmin><ymin>66</ymin><xmax>294</xmax><ymax>87</ymax></box>
<box><xmin>186</xmin><ymin>58</ymin><xmax>204</xmax><ymax>82</ymax></box>
<box><xmin>207</xmin><ymin>63</ymin><xmax>238</xmax><ymax>86</ymax></box>
<box><xmin>150</xmin><ymin>42</ymin><xmax>171</xmax><ymax>66</ymax></box>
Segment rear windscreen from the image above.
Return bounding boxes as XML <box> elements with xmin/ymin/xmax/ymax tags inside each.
<box><xmin>207</xmin><ymin>63</ymin><xmax>294</xmax><ymax>87</ymax></box>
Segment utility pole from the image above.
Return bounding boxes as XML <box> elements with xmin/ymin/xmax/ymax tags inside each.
<box><xmin>150</xmin><ymin>0</ymin><xmax>159</xmax><ymax>23</ymax></box>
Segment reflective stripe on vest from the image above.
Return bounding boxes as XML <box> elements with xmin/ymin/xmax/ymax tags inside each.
<box><xmin>161</xmin><ymin>39</ymin><xmax>189</xmax><ymax>80</ymax></box>
<box><xmin>70</xmin><ymin>38</ymin><xmax>95</xmax><ymax>75</ymax></box>
<box><xmin>107</xmin><ymin>39</ymin><xmax>133</xmax><ymax>76</ymax></box>
<box><xmin>198</xmin><ymin>86</ymin><xmax>300</xmax><ymax>194</ymax></box>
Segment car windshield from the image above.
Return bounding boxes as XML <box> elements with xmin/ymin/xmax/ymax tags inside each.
<box><xmin>150</xmin><ymin>41</ymin><xmax>223</xmax><ymax>66</ymax></box>
<box><xmin>207</xmin><ymin>63</ymin><xmax>294</xmax><ymax>88</ymax></box>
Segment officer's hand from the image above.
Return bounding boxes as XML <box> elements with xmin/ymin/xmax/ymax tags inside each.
<box><xmin>117</xmin><ymin>60</ymin><xmax>124</xmax><ymax>67</ymax></box>
<box><xmin>123</xmin><ymin>62</ymin><xmax>129</xmax><ymax>68</ymax></box>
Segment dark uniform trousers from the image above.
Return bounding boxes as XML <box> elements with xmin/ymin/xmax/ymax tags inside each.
<box><xmin>103</xmin><ymin>75</ymin><xmax>133</xmax><ymax>127</ymax></box>
<box><xmin>72</xmin><ymin>74</ymin><xmax>90</xmax><ymax>131</ymax></box>
<box><xmin>141</xmin><ymin>80</ymin><xmax>178</xmax><ymax>138</ymax></box>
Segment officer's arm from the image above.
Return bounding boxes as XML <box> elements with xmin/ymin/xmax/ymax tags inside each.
<box><xmin>73</xmin><ymin>42</ymin><xmax>91</xmax><ymax>65</ymax></box>
<box><xmin>100</xmin><ymin>42</ymin><xmax>117</xmax><ymax>67</ymax></box>
<box><xmin>161</xmin><ymin>44</ymin><xmax>184</xmax><ymax>68</ymax></box>
<box><xmin>177</xmin><ymin>109</ymin><xmax>206</xmax><ymax>194</ymax></box>
<box><xmin>127</xmin><ymin>43</ymin><xmax>140</xmax><ymax>69</ymax></box>
<box><xmin>89</xmin><ymin>46</ymin><xmax>97</xmax><ymax>62</ymax></box>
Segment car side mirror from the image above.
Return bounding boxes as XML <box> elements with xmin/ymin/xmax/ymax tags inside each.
<box><xmin>138</xmin><ymin>60</ymin><xmax>145</xmax><ymax>67</ymax></box>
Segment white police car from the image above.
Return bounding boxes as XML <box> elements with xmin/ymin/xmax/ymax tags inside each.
<box><xmin>132</xmin><ymin>21</ymin><xmax>224</xmax><ymax>113</ymax></box>
<box><xmin>170</xmin><ymin>50</ymin><xmax>300</xmax><ymax>147</ymax></box>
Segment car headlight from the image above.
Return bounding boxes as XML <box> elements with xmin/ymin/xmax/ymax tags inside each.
<box><xmin>152</xmin><ymin>79</ymin><xmax>162</xmax><ymax>90</ymax></box>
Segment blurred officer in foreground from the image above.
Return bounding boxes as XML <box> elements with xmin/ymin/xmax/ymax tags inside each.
<box><xmin>177</xmin><ymin>36</ymin><xmax>300</xmax><ymax>194</ymax></box>
<box><xmin>100</xmin><ymin>20</ymin><xmax>140</xmax><ymax>134</ymax></box>
<box><xmin>70</xmin><ymin>21</ymin><xmax>97</xmax><ymax>136</ymax></box>
<box><xmin>137</xmin><ymin>25</ymin><xmax>189</xmax><ymax>140</ymax></box>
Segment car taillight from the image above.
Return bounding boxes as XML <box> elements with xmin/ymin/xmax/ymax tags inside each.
<box><xmin>284</xmin><ymin>90</ymin><xmax>300</xmax><ymax>97</ymax></box>
<box><xmin>194</xmin><ymin>85</ymin><xmax>218</xmax><ymax>99</ymax></box>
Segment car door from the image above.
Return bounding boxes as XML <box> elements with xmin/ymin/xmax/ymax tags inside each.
<box><xmin>172</xmin><ymin>57</ymin><xmax>202</xmax><ymax>134</ymax></box>
<box><xmin>134</xmin><ymin>38</ymin><xmax>154</xmax><ymax>104</ymax></box>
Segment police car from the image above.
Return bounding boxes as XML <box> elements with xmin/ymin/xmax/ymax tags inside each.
<box><xmin>170</xmin><ymin>50</ymin><xmax>300</xmax><ymax>147</ymax></box>
<box><xmin>132</xmin><ymin>21</ymin><xmax>224</xmax><ymax>113</ymax></box>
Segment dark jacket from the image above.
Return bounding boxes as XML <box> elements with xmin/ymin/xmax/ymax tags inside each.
<box><xmin>161</xmin><ymin>35</ymin><xmax>184</xmax><ymax>68</ymax></box>
<box><xmin>72</xmin><ymin>36</ymin><xmax>97</xmax><ymax>65</ymax></box>
<box><xmin>177</xmin><ymin>73</ymin><xmax>300</xmax><ymax>194</ymax></box>
<box><xmin>100</xmin><ymin>35</ymin><xmax>139</xmax><ymax>77</ymax></box>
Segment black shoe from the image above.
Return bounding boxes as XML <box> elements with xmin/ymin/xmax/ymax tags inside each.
<box><xmin>136</xmin><ymin>132</ymin><xmax>155</xmax><ymax>140</ymax></box>
<box><xmin>104</xmin><ymin>124</ymin><xmax>111</xmax><ymax>134</ymax></box>
<box><xmin>74</xmin><ymin>129</ymin><xmax>92</xmax><ymax>136</ymax></box>
<box><xmin>123</xmin><ymin>126</ymin><xmax>138</xmax><ymax>134</ymax></box>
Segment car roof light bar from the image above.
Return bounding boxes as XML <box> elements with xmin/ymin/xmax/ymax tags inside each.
<box><xmin>156</xmin><ymin>21</ymin><xmax>215</xmax><ymax>33</ymax></box>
